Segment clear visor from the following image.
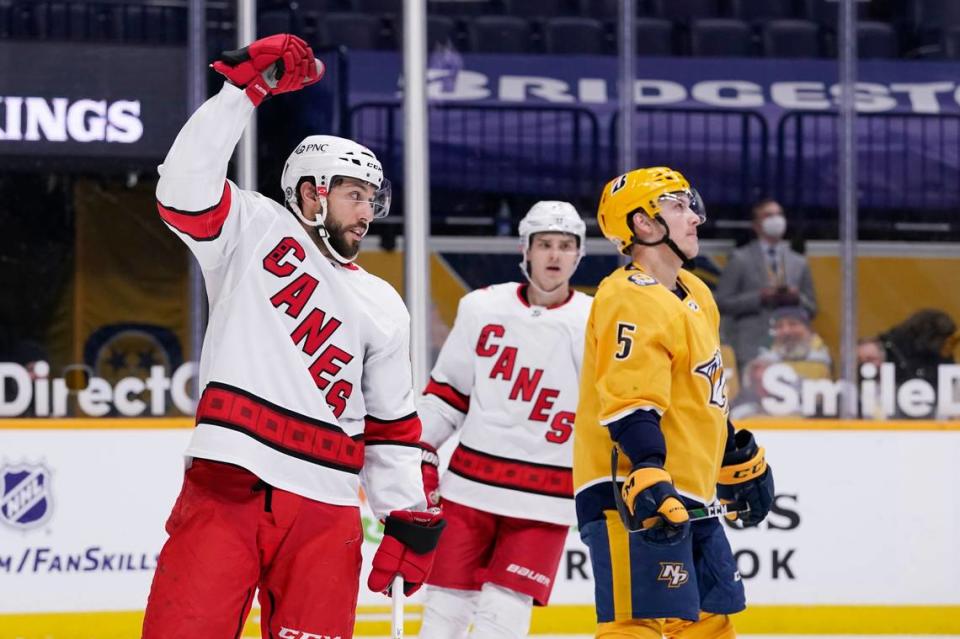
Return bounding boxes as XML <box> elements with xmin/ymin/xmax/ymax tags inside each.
<box><xmin>658</xmin><ymin>188</ymin><xmax>706</xmax><ymax>224</ymax></box>
<box><xmin>324</xmin><ymin>177</ymin><xmax>392</xmax><ymax>219</ymax></box>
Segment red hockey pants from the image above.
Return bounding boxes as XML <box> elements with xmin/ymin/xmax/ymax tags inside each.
<box><xmin>142</xmin><ymin>459</ymin><xmax>363</xmax><ymax>639</ymax></box>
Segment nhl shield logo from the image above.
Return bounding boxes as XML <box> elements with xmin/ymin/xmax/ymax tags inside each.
<box><xmin>1</xmin><ymin>464</ymin><xmax>53</xmax><ymax>530</ymax></box>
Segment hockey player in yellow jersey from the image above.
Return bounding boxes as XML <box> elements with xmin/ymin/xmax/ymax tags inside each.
<box><xmin>574</xmin><ymin>167</ymin><xmax>775</xmax><ymax>638</ymax></box>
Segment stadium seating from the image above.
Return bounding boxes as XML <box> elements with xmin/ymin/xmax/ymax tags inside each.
<box><xmin>296</xmin><ymin>0</ymin><xmax>355</xmax><ymax>10</ymax></box>
<box><xmin>762</xmin><ymin>19</ymin><xmax>822</xmax><ymax>58</ymax></box>
<box><xmin>649</xmin><ymin>0</ymin><xmax>721</xmax><ymax>23</ymax></box>
<box><xmin>943</xmin><ymin>26</ymin><xmax>960</xmax><ymax>58</ymax></box>
<box><xmin>503</xmin><ymin>0</ymin><xmax>574</xmax><ymax>19</ymax></box>
<box><xmin>585</xmin><ymin>0</ymin><xmax>621</xmax><ymax>20</ymax></box>
<box><xmin>0</xmin><ymin>0</ymin><xmax>926</xmax><ymax>62</ymax></box>
<box><xmin>9</xmin><ymin>2</ymin><xmax>38</xmax><ymax>38</ymax></box>
<box><xmin>39</xmin><ymin>2</ymin><xmax>68</xmax><ymax>39</ymax></box>
<box><xmin>634</xmin><ymin>18</ymin><xmax>674</xmax><ymax>57</ymax></box>
<box><xmin>320</xmin><ymin>12</ymin><xmax>382</xmax><ymax>50</ymax></box>
<box><xmin>912</xmin><ymin>0</ymin><xmax>960</xmax><ymax>31</ymax></box>
<box><xmin>354</xmin><ymin>0</ymin><xmax>401</xmax><ymax>17</ymax></box>
<box><xmin>258</xmin><ymin>9</ymin><xmax>293</xmax><ymax>38</ymax></box>
<box><xmin>466</xmin><ymin>15</ymin><xmax>531</xmax><ymax>53</ymax></box>
<box><xmin>857</xmin><ymin>21</ymin><xmax>898</xmax><ymax>59</ymax></box>
<box><xmin>690</xmin><ymin>19</ymin><xmax>753</xmax><ymax>57</ymax></box>
<box><xmin>802</xmin><ymin>0</ymin><xmax>871</xmax><ymax>30</ymax></box>
<box><xmin>393</xmin><ymin>14</ymin><xmax>458</xmax><ymax>50</ymax></box>
<box><xmin>86</xmin><ymin>3</ymin><xmax>125</xmax><ymax>41</ymax></box>
<box><xmin>729</xmin><ymin>0</ymin><xmax>795</xmax><ymax>23</ymax></box>
<box><xmin>427</xmin><ymin>1</ymin><xmax>493</xmax><ymax>18</ymax></box>
<box><xmin>544</xmin><ymin>17</ymin><xmax>606</xmax><ymax>55</ymax></box>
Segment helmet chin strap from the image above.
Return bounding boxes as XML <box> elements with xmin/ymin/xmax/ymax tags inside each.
<box><xmin>316</xmin><ymin>198</ymin><xmax>364</xmax><ymax>264</ymax></box>
<box><xmin>290</xmin><ymin>195</ymin><xmax>361</xmax><ymax>265</ymax></box>
<box><xmin>288</xmin><ymin>193</ymin><xmax>324</xmax><ymax>228</ymax></box>
<box><xmin>631</xmin><ymin>215</ymin><xmax>692</xmax><ymax>264</ymax></box>
<box><xmin>319</xmin><ymin>230</ymin><xmax>359</xmax><ymax>265</ymax></box>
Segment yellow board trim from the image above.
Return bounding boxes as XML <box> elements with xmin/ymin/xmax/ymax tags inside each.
<box><xmin>3</xmin><ymin>417</ymin><xmax>960</xmax><ymax>431</ymax></box>
<box><xmin>3</xmin><ymin>604</ymin><xmax>960</xmax><ymax>637</ymax></box>
<box><xmin>0</xmin><ymin>417</ymin><xmax>193</xmax><ymax>430</ymax></box>
<box><xmin>742</xmin><ymin>418</ymin><xmax>960</xmax><ymax>431</ymax></box>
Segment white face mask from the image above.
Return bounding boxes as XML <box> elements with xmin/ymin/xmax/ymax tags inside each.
<box><xmin>761</xmin><ymin>214</ymin><xmax>787</xmax><ymax>239</ymax></box>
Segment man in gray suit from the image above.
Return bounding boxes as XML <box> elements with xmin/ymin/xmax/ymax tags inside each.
<box><xmin>715</xmin><ymin>198</ymin><xmax>817</xmax><ymax>372</ymax></box>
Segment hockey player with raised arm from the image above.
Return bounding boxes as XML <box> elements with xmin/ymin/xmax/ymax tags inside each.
<box><xmin>416</xmin><ymin>202</ymin><xmax>592</xmax><ymax>639</ymax></box>
<box><xmin>574</xmin><ymin>168</ymin><xmax>776</xmax><ymax>638</ymax></box>
<box><xmin>141</xmin><ymin>34</ymin><xmax>444</xmax><ymax>639</ymax></box>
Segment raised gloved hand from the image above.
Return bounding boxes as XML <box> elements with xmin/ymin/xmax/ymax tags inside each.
<box><xmin>621</xmin><ymin>464</ymin><xmax>690</xmax><ymax>545</ymax></box>
<box><xmin>717</xmin><ymin>429</ymin><xmax>774</xmax><ymax>527</ymax></box>
<box><xmin>420</xmin><ymin>444</ymin><xmax>441</xmax><ymax>508</ymax></box>
<box><xmin>368</xmin><ymin>509</ymin><xmax>446</xmax><ymax>596</ymax></box>
<box><xmin>212</xmin><ymin>34</ymin><xmax>323</xmax><ymax>106</ymax></box>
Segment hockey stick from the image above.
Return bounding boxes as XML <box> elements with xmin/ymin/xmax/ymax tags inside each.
<box><xmin>391</xmin><ymin>574</ymin><xmax>404</xmax><ymax>639</ymax></box>
<box><xmin>611</xmin><ymin>445</ymin><xmax>750</xmax><ymax>533</ymax></box>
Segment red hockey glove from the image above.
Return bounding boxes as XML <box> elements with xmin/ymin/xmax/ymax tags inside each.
<box><xmin>368</xmin><ymin>509</ymin><xmax>446</xmax><ymax>596</ymax></box>
<box><xmin>212</xmin><ymin>33</ymin><xmax>323</xmax><ymax>106</ymax></box>
<box><xmin>420</xmin><ymin>444</ymin><xmax>441</xmax><ymax>508</ymax></box>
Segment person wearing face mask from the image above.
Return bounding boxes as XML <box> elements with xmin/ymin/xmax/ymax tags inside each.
<box><xmin>416</xmin><ymin>202</ymin><xmax>592</xmax><ymax>639</ymax></box>
<box><xmin>715</xmin><ymin>198</ymin><xmax>818</xmax><ymax>373</ymax></box>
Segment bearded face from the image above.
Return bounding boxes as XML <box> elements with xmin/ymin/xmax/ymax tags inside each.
<box><xmin>772</xmin><ymin>317</ymin><xmax>812</xmax><ymax>359</ymax></box>
<box><xmin>322</xmin><ymin>214</ymin><xmax>368</xmax><ymax>260</ymax></box>
<box><xmin>320</xmin><ymin>177</ymin><xmax>376</xmax><ymax>260</ymax></box>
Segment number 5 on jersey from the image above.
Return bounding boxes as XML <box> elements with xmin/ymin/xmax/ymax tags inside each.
<box><xmin>615</xmin><ymin>322</ymin><xmax>636</xmax><ymax>360</ymax></box>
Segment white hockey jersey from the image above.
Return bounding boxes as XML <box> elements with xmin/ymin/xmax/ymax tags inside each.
<box><xmin>156</xmin><ymin>82</ymin><xmax>425</xmax><ymax>519</ymax></box>
<box><xmin>419</xmin><ymin>283</ymin><xmax>591</xmax><ymax>526</ymax></box>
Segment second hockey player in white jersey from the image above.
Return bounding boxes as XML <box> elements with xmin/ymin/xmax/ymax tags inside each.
<box><xmin>417</xmin><ymin>202</ymin><xmax>592</xmax><ymax>638</ymax></box>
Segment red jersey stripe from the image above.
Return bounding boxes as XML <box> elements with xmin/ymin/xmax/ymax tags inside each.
<box><xmin>424</xmin><ymin>377</ymin><xmax>470</xmax><ymax>413</ymax></box>
<box><xmin>158</xmin><ymin>181</ymin><xmax>232</xmax><ymax>241</ymax></box>
<box><xmin>449</xmin><ymin>444</ymin><xmax>573</xmax><ymax>499</ymax></box>
<box><xmin>364</xmin><ymin>412</ymin><xmax>423</xmax><ymax>445</ymax></box>
<box><xmin>196</xmin><ymin>381</ymin><xmax>364</xmax><ymax>474</ymax></box>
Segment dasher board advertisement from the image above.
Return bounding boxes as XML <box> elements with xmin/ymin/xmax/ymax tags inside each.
<box><xmin>1</xmin><ymin>420</ymin><xmax>958</xmax><ymax>634</ymax></box>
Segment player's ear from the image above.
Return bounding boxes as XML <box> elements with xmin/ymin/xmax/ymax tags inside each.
<box><xmin>299</xmin><ymin>180</ymin><xmax>318</xmax><ymax>204</ymax></box>
<box><xmin>630</xmin><ymin>212</ymin><xmax>653</xmax><ymax>238</ymax></box>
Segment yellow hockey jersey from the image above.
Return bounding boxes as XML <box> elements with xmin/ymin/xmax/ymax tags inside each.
<box><xmin>573</xmin><ymin>263</ymin><xmax>729</xmax><ymax>520</ymax></box>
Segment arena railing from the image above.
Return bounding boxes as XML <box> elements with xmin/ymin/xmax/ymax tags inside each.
<box><xmin>347</xmin><ymin>101</ymin><xmax>602</xmax><ymax>226</ymax></box>
<box><xmin>609</xmin><ymin>107</ymin><xmax>770</xmax><ymax>226</ymax></box>
<box><xmin>777</xmin><ymin>110</ymin><xmax>960</xmax><ymax>240</ymax></box>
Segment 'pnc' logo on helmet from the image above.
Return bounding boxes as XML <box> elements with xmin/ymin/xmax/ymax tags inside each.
<box><xmin>295</xmin><ymin>143</ymin><xmax>330</xmax><ymax>155</ymax></box>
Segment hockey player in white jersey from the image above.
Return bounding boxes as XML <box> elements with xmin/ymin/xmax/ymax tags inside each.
<box><xmin>417</xmin><ymin>202</ymin><xmax>591</xmax><ymax>638</ymax></box>
<box><xmin>141</xmin><ymin>34</ymin><xmax>444</xmax><ymax>639</ymax></box>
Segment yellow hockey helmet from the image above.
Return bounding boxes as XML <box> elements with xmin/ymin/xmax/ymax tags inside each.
<box><xmin>597</xmin><ymin>167</ymin><xmax>704</xmax><ymax>254</ymax></box>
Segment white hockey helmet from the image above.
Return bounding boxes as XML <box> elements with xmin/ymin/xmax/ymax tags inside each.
<box><xmin>280</xmin><ymin>135</ymin><xmax>392</xmax><ymax>223</ymax></box>
<box><xmin>519</xmin><ymin>200</ymin><xmax>586</xmax><ymax>255</ymax></box>
<box><xmin>518</xmin><ymin>201</ymin><xmax>586</xmax><ymax>292</ymax></box>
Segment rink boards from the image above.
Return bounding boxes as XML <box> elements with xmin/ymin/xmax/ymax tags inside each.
<box><xmin>0</xmin><ymin>418</ymin><xmax>958</xmax><ymax>637</ymax></box>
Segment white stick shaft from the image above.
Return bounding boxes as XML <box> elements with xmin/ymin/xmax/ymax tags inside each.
<box><xmin>391</xmin><ymin>574</ymin><xmax>405</xmax><ymax>638</ymax></box>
